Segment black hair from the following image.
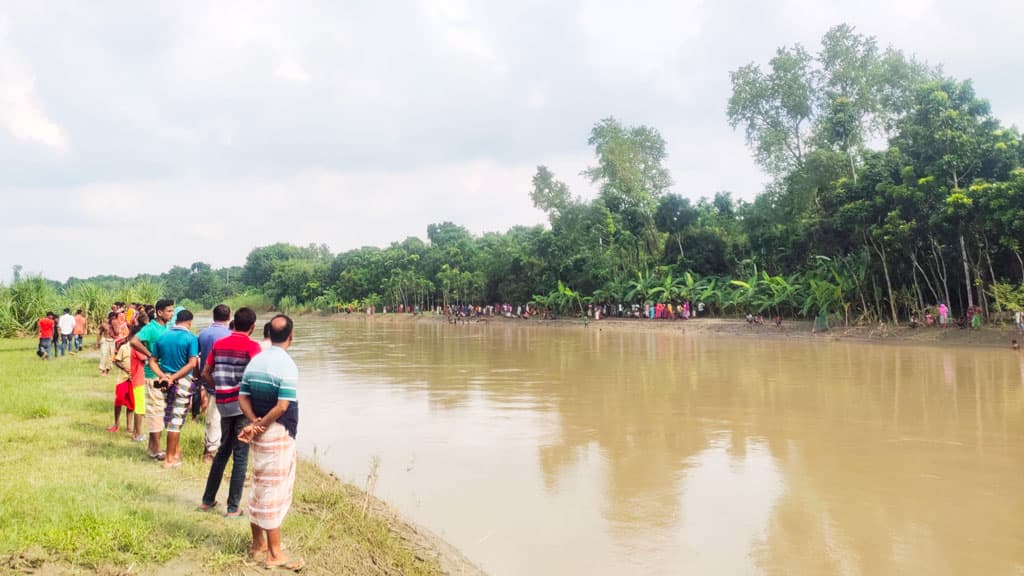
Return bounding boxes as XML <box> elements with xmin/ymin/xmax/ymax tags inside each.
<box><xmin>212</xmin><ymin>304</ymin><xmax>231</xmax><ymax>322</ymax></box>
<box><xmin>233</xmin><ymin>307</ymin><xmax>257</xmax><ymax>332</ymax></box>
<box><xmin>155</xmin><ymin>298</ymin><xmax>174</xmax><ymax>310</ymax></box>
<box><xmin>63</xmin><ymin>308</ymin><xmax>70</xmax><ymax>314</ymax></box>
<box><xmin>268</xmin><ymin>314</ymin><xmax>293</xmax><ymax>344</ymax></box>
<box><xmin>76</xmin><ymin>309</ymin><xmax>82</xmax><ymax>314</ymax></box>
<box><xmin>263</xmin><ymin>321</ymin><xmax>272</xmax><ymax>339</ymax></box>
<box><xmin>175</xmin><ymin>309</ymin><xmax>194</xmax><ymax>324</ymax></box>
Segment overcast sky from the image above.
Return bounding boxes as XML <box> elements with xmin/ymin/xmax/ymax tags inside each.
<box><xmin>2</xmin><ymin>0</ymin><xmax>1022</xmax><ymax>282</ymax></box>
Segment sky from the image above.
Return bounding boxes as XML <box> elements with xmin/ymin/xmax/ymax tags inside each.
<box><xmin>2</xmin><ymin>0</ymin><xmax>1023</xmax><ymax>282</ymax></box>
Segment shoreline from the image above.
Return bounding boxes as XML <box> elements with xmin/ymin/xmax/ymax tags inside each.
<box><xmin>0</xmin><ymin>338</ymin><xmax>486</xmax><ymax>576</ymax></box>
<box><xmin>313</xmin><ymin>311</ymin><xmax>1022</xmax><ymax>350</ymax></box>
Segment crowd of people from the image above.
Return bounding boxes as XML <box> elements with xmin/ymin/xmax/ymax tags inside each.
<box><xmin>36</xmin><ymin>301</ymin><xmax>304</xmax><ymax>571</ymax></box>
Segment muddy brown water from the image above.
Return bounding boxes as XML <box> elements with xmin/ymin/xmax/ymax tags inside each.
<box><xmin>282</xmin><ymin>317</ymin><xmax>1024</xmax><ymax>575</ymax></box>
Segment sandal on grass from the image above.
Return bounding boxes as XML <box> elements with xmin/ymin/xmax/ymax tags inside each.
<box><xmin>264</xmin><ymin>557</ymin><xmax>304</xmax><ymax>572</ymax></box>
<box><xmin>148</xmin><ymin>452</ymin><xmax>166</xmax><ymax>461</ymax></box>
<box><xmin>196</xmin><ymin>501</ymin><xmax>218</xmax><ymax>512</ymax></box>
<box><xmin>224</xmin><ymin>509</ymin><xmax>245</xmax><ymax>519</ymax></box>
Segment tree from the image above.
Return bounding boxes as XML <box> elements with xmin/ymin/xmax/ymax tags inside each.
<box><xmin>530</xmin><ymin>166</ymin><xmax>573</xmax><ymax>223</ymax></box>
<box><xmin>655</xmin><ymin>194</ymin><xmax>699</xmax><ymax>262</ymax></box>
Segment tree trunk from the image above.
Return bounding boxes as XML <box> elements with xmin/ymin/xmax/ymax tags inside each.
<box><xmin>959</xmin><ymin>233</ymin><xmax>974</xmax><ymax>311</ymax></box>
<box><xmin>868</xmin><ymin>233</ymin><xmax>899</xmax><ymax>324</ymax></box>
<box><xmin>930</xmin><ymin>236</ymin><xmax>951</xmax><ymax>309</ymax></box>
<box><xmin>912</xmin><ymin>252</ymin><xmax>940</xmax><ymax>304</ymax></box>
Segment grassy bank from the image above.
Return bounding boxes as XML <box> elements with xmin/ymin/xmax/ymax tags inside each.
<box><xmin>0</xmin><ymin>338</ymin><xmax>448</xmax><ymax>575</ymax></box>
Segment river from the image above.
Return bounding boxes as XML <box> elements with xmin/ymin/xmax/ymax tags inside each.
<box><xmin>281</xmin><ymin>316</ymin><xmax>1023</xmax><ymax>575</ymax></box>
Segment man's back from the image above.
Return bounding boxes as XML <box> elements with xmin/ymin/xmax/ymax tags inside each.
<box><xmin>209</xmin><ymin>332</ymin><xmax>261</xmax><ymax>417</ymax></box>
<box><xmin>241</xmin><ymin>346</ymin><xmax>299</xmax><ymax>438</ymax></box>
<box><xmin>59</xmin><ymin>313</ymin><xmax>74</xmax><ymax>334</ymax></box>
<box><xmin>154</xmin><ymin>327</ymin><xmax>199</xmax><ymax>376</ymax></box>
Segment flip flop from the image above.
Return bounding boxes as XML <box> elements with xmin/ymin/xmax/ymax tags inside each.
<box><xmin>161</xmin><ymin>460</ymin><xmax>182</xmax><ymax>469</ymax></box>
<box><xmin>196</xmin><ymin>501</ymin><xmax>218</xmax><ymax>512</ymax></box>
<box><xmin>264</xmin><ymin>557</ymin><xmax>304</xmax><ymax>572</ymax></box>
<box><xmin>224</xmin><ymin>509</ymin><xmax>245</xmax><ymax>519</ymax></box>
<box><xmin>148</xmin><ymin>452</ymin><xmax>167</xmax><ymax>461</ymax></box>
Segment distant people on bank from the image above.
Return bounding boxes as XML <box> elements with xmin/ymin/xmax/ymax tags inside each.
<box><xmin>97</xmin><ymin>314</ymin><xmax>118</xmax><ymax>374</ymax></box>
<box><xmin>37</xmin><ymin>312</ymin><xmax>55</xmax><ymax>360</ymax></box>
<box><xmin>148</xmin><ymin>308</ymin><xmax>199</xmax><ymax>469</ymax></box>
<box><xmin>58</xmin><ymin>308</ymin><xmax>75</xmax><ymax>356</ymax></box>
<box><xmin>73</xmin><ymin>309</ymin><xmax>86</xmax><ymax>352</ymax></box>
<box><xmin>199</xmin><ymin>307</ymin><xmax>262</xmax><ymax>519</ymax></box>
<box><xmin>238</xmin><ymin>314</ymin><xmax>303</xmax><ymax>570</ymax></box>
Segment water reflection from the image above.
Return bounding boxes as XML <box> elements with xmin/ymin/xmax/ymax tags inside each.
<box><xmin>287</xmin><ymin>319</ymin><xmax>1024</xmax><ymax>575</ymax></box>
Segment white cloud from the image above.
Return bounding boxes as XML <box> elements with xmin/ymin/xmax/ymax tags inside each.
<box><xmin>0</xmin><ymin>16</ymin><xmax>68</xmax><ymax>152</ymax></box>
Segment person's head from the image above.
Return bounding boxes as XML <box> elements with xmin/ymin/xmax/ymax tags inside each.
<box><xmin>108</xmin><ymin>311</ymin><xmax>117</xmax><ymax>321</ymax></box>
<box><xmin>212</xmin><ymin>304</ymin><xmax>230</xmax><ymax>323</ymax></box>
<box><xmin>63</xmin><ymin>307</ymin><xmax>70</xmax><ymax>314</ymax></box>
<box><xmin>76</xmin><ymin>309</ymin><xmax>82</xmax><ymax>315</ymax></box>
<box><xmin>233</xmin><ymin>307</ymin><xmax>257</xmax><ymax>334</ymax></box>
<box><xmin>263</xmin><ymin>321</ymin><xmax>272</xmax><ymax>341</ymax></box>
<box><xmin>154</xmin><ymin>299</ymin><xmax>175</xmax><ymax>323</ymax></box>
<box><xmin>268</xmin><ymin>314</ymin><xmax>293</xmax><ymax>345</ymax></box>
<box><xmin>174</xmin><ymin>309</ymin><xmax>194</xmax><ymax>327</ymax></box>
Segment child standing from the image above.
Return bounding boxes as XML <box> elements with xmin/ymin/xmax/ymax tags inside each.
<box><xmin>108</xmin><ymin>337</ymin><xmax>135</xmax><ymax>433</ymax></box>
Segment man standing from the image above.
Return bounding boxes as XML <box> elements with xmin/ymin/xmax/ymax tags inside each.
<box><xmin>58</xmin><ymin>308</ymin><xmax>75</xmax><ymax>356</ymax></box>
<box><xmin>149</xmin><ymin>309</ymin><xmax>199</xmax><ymax>469</ymax></box>
<box><xmin>238</xmin><ymin>315</ymin><xmax>302</xmax><ymax>570</ymax></box>
<box><xmin>131</xmin><ymin>299</ymin><xmax>174</xmax><ymax>460</ymax></box>
<box><xmin>73</xmin><ymin>309</ymin><xmax>86</xmax><ymax>352</ymax></box>
<box><xmin>37</xmin><ymin>312</ymin><xmax>55</xmax><ymax>360</ymax></box>
<box><xmin>199</xmin><ymin>307</ymin><xmax>261</xmax><ymax>518</ymax></box>
<box><xmin>197</xmin><ymin>305</ymin><xmax>232</xmax><ymax>464</ymax></box>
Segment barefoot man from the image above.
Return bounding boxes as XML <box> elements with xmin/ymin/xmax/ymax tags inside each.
<box><xmin>238</xmin><ymin>314</ymin><xmax>303</xmax><ymax>570</ymax></box>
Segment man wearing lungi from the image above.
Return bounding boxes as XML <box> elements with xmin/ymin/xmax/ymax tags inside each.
<box><xmin>238</xmin><ymin>314</ymin><xmax>303</xmax><ymax>571</ymax></box>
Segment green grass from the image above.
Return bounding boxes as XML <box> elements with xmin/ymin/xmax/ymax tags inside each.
<box><xmin>0</xmin><ymin>338</ymin><xmax>445</xmax><ymax>575</ymax></box>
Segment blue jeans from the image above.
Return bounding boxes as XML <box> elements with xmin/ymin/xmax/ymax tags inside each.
<box><xmin>74</xmin><ymin>334</ymin><xmax>83</xmax><ymax>351</ymax></box>
<box><xmin>37</xmin><ymin>338</ymin><xmax>51</xmax><ymax>358</ymax></box>
<box><xmin>60</xmin><ymin>334</ymin><xmax>73</xmax><ymax>355</ymax></box>
<box><xmin>201</xmin><ymin>413</ymin><xmax>250</xmax><ymax>512</ymax></box>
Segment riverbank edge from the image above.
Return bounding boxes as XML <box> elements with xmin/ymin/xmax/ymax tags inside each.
<box><xmin>321</xmin><ymin>311</ymin><xmax>1022</xmax><ymax>349</ymax></box>
<box><xmin>0</xmin><ymin>338</ymin><xmax>486</xmax><ymax>576</ymax></box>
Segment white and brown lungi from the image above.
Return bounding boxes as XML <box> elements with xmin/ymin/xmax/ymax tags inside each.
<box><xmin>249</xmin><ymin>422</ymin><xmax>297</xmax><ymax>530</ymax></box>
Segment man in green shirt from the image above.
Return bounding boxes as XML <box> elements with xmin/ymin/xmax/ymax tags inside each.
<box><xmin>131</xmin><ymin>298</ymin><xmax>174</xmax><ymax>459</ymax></box>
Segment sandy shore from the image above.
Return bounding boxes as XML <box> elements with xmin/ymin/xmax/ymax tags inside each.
<box><xmin>326</xmin><ymin>311</ymin><xmax>1022</xmax><ymax>349</ymax></box>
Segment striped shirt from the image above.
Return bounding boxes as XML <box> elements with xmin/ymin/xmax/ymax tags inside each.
<box><xmin>239</xmin><ymin>345</ymin><xmax>299</xmax><ymax>438</ymax></box>
<box><xmin>208</xmin><ymin>332</ymin><xmax>262</xmax><ymax>417</ymax></box>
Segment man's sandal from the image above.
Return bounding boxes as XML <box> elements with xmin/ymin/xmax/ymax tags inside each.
<box><xmin>264</xmin><ymin>557</ymin><xmax>304</xmax><ymax>572</ymax></box>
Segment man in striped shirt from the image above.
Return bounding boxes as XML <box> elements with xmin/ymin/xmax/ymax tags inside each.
<box><xmin>198</xmin><ymin>307</ymin><xmax>262</xmax><ymax>518</ymax></box>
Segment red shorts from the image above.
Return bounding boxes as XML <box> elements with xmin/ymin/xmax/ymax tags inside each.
<box><xmin>115</xmin><ymin>380</ymin><xmax>135</xmax><ymax>411</ymax></box>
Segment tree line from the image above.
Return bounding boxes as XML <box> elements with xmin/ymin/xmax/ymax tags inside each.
<box><xmin>4</xmin><ymin>24</ymin><xmax>1024</xmax><ymax>336</ymax></box>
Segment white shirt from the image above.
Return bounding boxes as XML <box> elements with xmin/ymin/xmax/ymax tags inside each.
<box><xmin>58</xmin><ymin>313</ymin><xmax>75</xmax><ymax>335</ymax></box>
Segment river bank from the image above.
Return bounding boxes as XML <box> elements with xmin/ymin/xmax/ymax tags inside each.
<box><xmin>325</xmin><ymin>311</ymin><xmax>1022</xmax><ymax>349</ymax></box>
<box><xmin>0</xmin><ymin>338</ymin><xmax>485</xmax><ymax>576</ymax></box>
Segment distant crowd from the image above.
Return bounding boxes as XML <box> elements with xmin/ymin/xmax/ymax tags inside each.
<box><xmin>35</xmin><ymin>301</ymin><xmax>305</xmax><ymax>571</ymax></box>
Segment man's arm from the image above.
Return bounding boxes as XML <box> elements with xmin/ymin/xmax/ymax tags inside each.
<box><xmin>129</xmin><ymin>334</ymin><xmax>151</xmax><ymax>356</ymax></box>
<box><xmin>166</xmin><ymin>356</ymin><xmax>198</xmax><ymax>382</ymax></box>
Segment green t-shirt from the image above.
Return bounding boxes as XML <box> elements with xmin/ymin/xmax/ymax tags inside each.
<box><xmin>136</xmin><ymin>322</ymin><xmax>167</xmax><ymax>378</ymax></box>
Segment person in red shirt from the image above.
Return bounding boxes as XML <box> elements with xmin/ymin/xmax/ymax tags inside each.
<box><xmin>37</xmin><ymin>313</ymin><xmax>55</xmax><ymax>360</ymax></box>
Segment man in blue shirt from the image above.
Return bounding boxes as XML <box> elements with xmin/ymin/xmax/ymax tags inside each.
<box><xmin>197</xmin><ymin>304</ymin><xmax>232</xmax><ymax>464</ymax></box>
<box><xmin>149</xmin><ymin>309</ymin><xmax>200</xmax><ymax>469</ymax></box>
